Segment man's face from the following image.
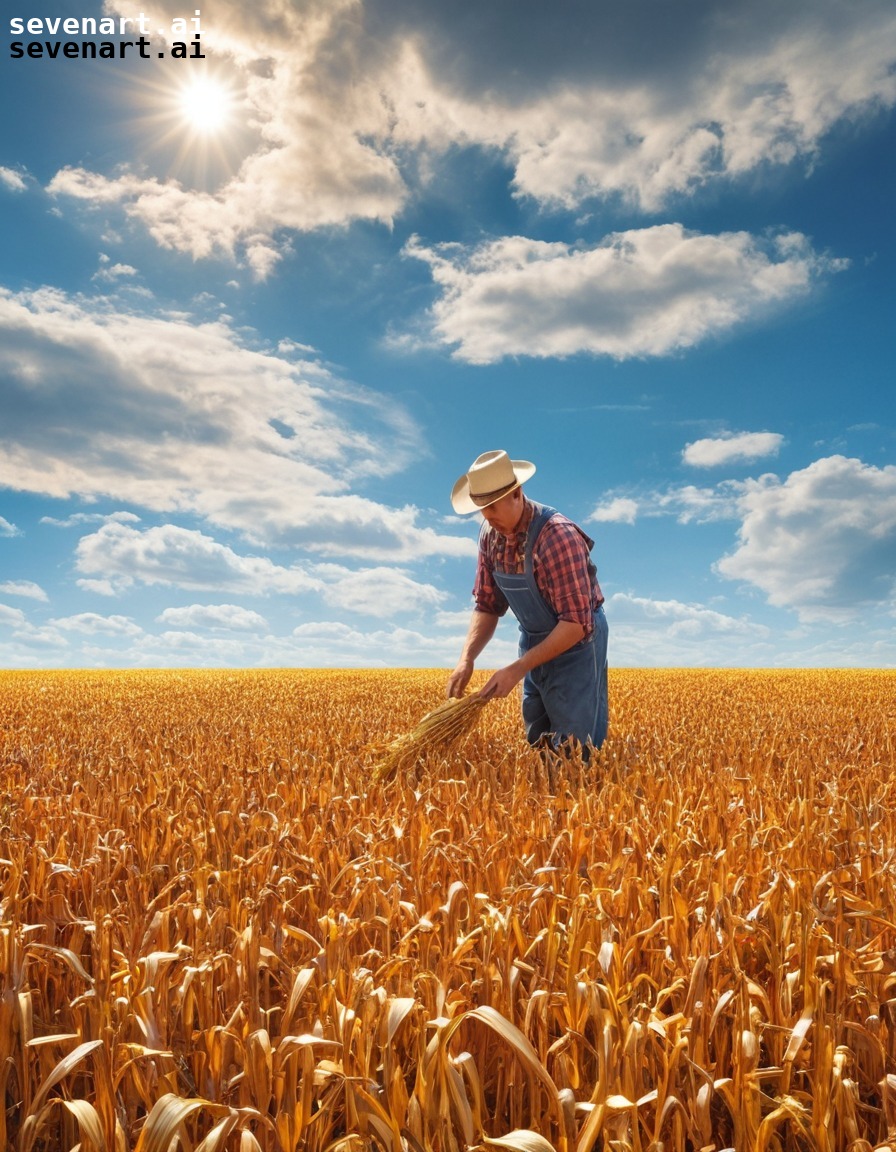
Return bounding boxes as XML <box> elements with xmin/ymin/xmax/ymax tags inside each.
<box><xmin>480</xmin><ymin>489</ymin><xmax>523</xmax><ymax>536</ymax></box>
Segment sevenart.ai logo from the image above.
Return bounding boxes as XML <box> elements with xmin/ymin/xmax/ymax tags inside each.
<box><xmin>9</xmin><ymin>10</ymin><xmax>206</xmax><ymax>60</ymax></box>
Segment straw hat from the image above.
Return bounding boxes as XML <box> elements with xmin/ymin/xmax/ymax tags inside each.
<box><xmin>451</xmin><ymin>450</ymin><xmax>536</xmax><ymax>514</ymax></box>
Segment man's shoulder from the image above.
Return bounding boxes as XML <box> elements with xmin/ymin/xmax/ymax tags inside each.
<box><xmin>537</xmin><ymin>508</ymin><xmax>582</xmax><ymax>535</ymax></box>
<box><xmin>542</xmin><ymin>508</ymin><xmax>574</xmax><ymax>527</ymax></box>
<box><xmin>534</xmin><ymin>509</ymin><xmax>593</xmax><ymax>551</ymax></box>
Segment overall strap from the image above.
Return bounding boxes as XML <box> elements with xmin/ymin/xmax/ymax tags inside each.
<box><xmin>524</xmin><ymin>502</ymin><xmax>558</xmax><ymax>576</ymax></box>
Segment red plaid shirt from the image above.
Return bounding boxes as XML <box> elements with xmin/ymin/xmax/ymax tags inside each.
<box><xmin>473</xmin><ymin>498</ymin><xmax>604</xmax><ymax>635</ymax></box>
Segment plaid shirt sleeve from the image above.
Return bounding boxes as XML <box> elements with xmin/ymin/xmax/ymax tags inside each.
<box><xmin>472</xmin><ymin>525</ymin><xmax>509</xmax><ymax>616</ymax></box>
<box><xmin>533</xmin><ymin>515</ymin><xmax>603</xmax><ymax>632</ymax></box>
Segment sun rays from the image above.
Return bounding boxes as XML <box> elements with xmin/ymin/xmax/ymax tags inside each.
<box><xmin>114</xmin><ymin>60</ymin><xmax>252</xmax><ymax>189</ymax></box>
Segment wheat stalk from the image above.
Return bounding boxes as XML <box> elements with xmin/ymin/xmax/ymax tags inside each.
<box><xmin>372</xmin><ymin>693</ymin><xmax>489</xmax><ymax>780</ymax></box>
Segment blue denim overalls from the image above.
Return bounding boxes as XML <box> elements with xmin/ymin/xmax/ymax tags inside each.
<box><xmin>492</xmin><ymin>502</ymin><xmax>609</xmax><ymax>756</ymax></box>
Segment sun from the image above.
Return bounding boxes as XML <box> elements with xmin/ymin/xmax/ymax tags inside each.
<box><xmin>178</xmin><ymin>76</ymin><xmax>234</xmax><ymax>134</ymax></box>
<box><xmin>115</xmin><ymin>62</ymin><xmax>251</xmax><ymax>187</ymax></box>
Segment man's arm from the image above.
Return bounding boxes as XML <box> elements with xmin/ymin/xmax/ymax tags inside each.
<box><xmin>446</xmin><ymin>609</ymin><xmax>500</xmax><ymax>697</ymax></box>
<box><xmin>478</xmin><ymin>618</ymin><xmax>585</xmax><ymax>700</ymax></box>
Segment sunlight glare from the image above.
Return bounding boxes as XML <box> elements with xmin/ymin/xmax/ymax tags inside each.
<box><xmin>179</xmin><ymin>77</ymin><xmax>233</xmax><ymax>134</ymax></box>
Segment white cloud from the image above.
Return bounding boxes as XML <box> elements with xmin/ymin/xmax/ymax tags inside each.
<box><xmin>606</xmin><ymin>592</ymin><xmax>773</xmax><ymax>666</ymax></box>
<box><xmin>75</xmin><ymin>522</ymin><xmax>323</xmax><ymax>595</ymax></box>
<box><xmin>313</xmin><ymin>564</ymin><xmax>447</xmax><ymax>618</ymax></box>
<box><xmin>92</xmin><ymin>261</ymin><xmax>138</xmax><ymax>283</ymax></box>
<box><xmin>12</xmin><ymin>626</ymin><xmax>68</xmax><ymax>650</ymax></box>
<box><xmin>0</xmin><ymin>608</ymin><xmax>83</xmax><ymax>666</ymax></box>
<box><xmin>43</xmin><ymin>0</ymin><xmax>895</xmax><ymax>269</ymax></box>
<box><xmin>0</xmin><ymin>516</ymin><xmax>22</xmax><ymax>537</ymax></box>
<box><xmin>0</xmin><ymin>615</ymin><xmax>506</xmax><ymax>671</ymax></box>
<box><xmin>76</xmin><ymin>579</ymin><xmax>118</xmax><ymax>597</ymax></box>
<box><xmin>591</xmin><ymin>498</ymin><xmax>639</xmax><ymax>525</ymax></box>
<box><xmin>603</xmin><ymin>591</ymin><xmax>896</xmax><ymax>666</ymax></box>
<box><xmin>0</xmin><ymin>167</ymin><xmax>28</xmax><ymax>193</ymax></box>
<box><xmin>402</xmin><ymin>227</ymin><xmax>845</xmax><ymax>363</ymax></box>
<box><xmin>384</xmin><ymin>3</ymin><xmax>896</xmax><ymax>211</ymax></box>
<box><xmin>0</xmin><ymin>286</ymin><xmax>472</xmax><ymax>560</ymax></box>
<box><xmin>156</xmin><ymin>604</ymin><xmax>269</xmax><ymax>631</ymax></box>
<box><xmin>610</xmin><ymin>592</ymin><xmax>765</xmax><ymax>634</ymax></box>
<box><xmin>433</xmin><ymin>607</ymin><xmax>477</xmax><ymax>629</ymax></box>
<box><xmin>0</xmin><ymin>604</ymin><xmax>27</xmax><ymax>628</ymax></box>
<box><xmin>683</xmin><ymin>431</ymin><xmax>785</xmax><ymax>467</ymax></box>
<box><xmin>590</xmin><ymin>456</ymin><xmax>896</xmax><ymax>625</ymax></box>
<box><xmin>755</xmin><ymin>627</ymin><xmax>896</xmax><ymax>668</ymax></box>
<box><xmin>50</xmin><ymin>613</ymin><xmax>143</xmax><ymax>636</ymax></box>
<box><xmin>75</xmin><ymin>521</ymin><xmax>457</xmax><ymax>621</ymax></box>
<box><xmin>0</xmin><ymin>580</ymin><xmax>48</xmax><ymax>601</ymax></box>
<box><xmin>509</xmin><ymin>16</ymin><xmax>893</xmax><ymax>211</ymax></box>
<box><xmin>591</xmin><ymin>481</ymin><xmax>745</xmax><ymax>526</ymax></box>
<box><xmin>41</xmin><ymin>511</ymin><xmax>141</xmax><ymax>528</ymax></box>
<box><xmin>716</xmin><ymin>456</ymin><xmax>896</xmax><ymax>620</ymax></box>
<box><xmin>656</xmin><ymin>484</ymin><xmax>745</xmax><ymax>524</ymax></box>
<box><xmin>289</xmin><ymin>620</ymin><xmax>517</xmax><ymax>669</ymax></box>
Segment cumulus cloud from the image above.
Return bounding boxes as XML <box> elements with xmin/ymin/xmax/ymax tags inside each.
<box><xmin>402</xmin><ymin>227</ymin><xmax>845</xmax><ymax>363</ymax></box>
<box><xmin>44</xmin><ymin>0</ymin><xmax>895</xmax><ymax>269</ymax></box>
<box><xmin>683</xmin><ymin>431</ymin><xmax>785</xmax><ymax>467</ymax></box>
<box><xmin>313</xmin><ymin>564</ymin><xmax>447</xmax><ymax>617</ymax></box>
<box><xmin>589</xmin><ymin>456</ymin><xmax>896</xmax><ymax>623</ymax></box>
<box><xmin>50</xmin><ymin>613</ymin><xmax>143</xmax><ymax>636</ymax></box>
<box><xmin>92</xmin><ymin>259</ymin><xmax>139</xmax><ymax>283</ymax></box>
<box><xmin>716</xmin><ymin>456</ymin><xmax>896</xmax><ymax>620</ymax></box>
<box><xmin>0</xmin><ymin>580</ymin><xmax>48</xmax><ymax>601</ymax></box>
<box><xmin>0</xmin><ymin>286</ymin><xmax>471</xmax><ymax>559</ymax></box>
<box><xmin>590</xmin><ymin>481</ymin><xmax>745</xmax><ymax>527</ymax></box>
<box><xmin>385</xmin><ymin>0</ymin><xmax>896</xmax><ymax>210</ymax></box>
<box><xmin>0</xmin><ymin>516</ymin><xmax>22</xmax><ymax>537</ymax></box>
<box><xmin>591</xmin><ymin>498</ymin><xmax>640</xmax><ymax>525</ymax></box>
<box><xmin>75</xmin><ymin>522</ymin><xmax>322</xmax><ymax>595</ymax></box>
<box><xmin>0</xmin><ymin>607</ymin><xmax>90</xmax><ymax>666</ymax></box>
<box><xmin>75</xmin><ymin>521</ymin><xmax>456</xmax><ymax>620</ymax></box>
<box><xmin>0</xmin><ymin>604</ymin><xmax>27</xmax><ymax>628</ymax></box>
<box><xmin>660</xmin><ymin>485</ymin><xmax>747</xmax><ymax>524</ymax></box>
<box><xmin>610</xmin><ymin>592</ymin><xmax>766</xmax><ymax>635</ymax></box>
<box><xmin>0</xmin><ymin>167</ymin><xmax>28</xmax><ymax>193</ymax></box>
<box><xmin>606</xmin><ymin>592</ymin><xmax>773</xmax><ymax>666</ymax></box>
<box><xmin>156</xmin><ymin>604</ymin><xmax>270</xmax><ymax>631</ymax></box>
<box><xmin>76</xmin><ymin>579</ymin><xmax>119</xmax><ymax>597</ymax></box>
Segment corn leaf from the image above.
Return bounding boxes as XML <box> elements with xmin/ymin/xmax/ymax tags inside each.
<box><xmin>484</xmin><ymin>1131</ymin><xmax>556</xmax><ymax>1152</ymax></box>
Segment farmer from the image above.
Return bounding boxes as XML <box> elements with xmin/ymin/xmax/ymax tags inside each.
<box><xmin>446</xmin><ymin>449</ymin><xmax>609</xmax><ymax>758</ymax></box>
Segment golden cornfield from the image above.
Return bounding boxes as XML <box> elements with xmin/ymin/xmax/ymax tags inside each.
<box><xmin>1</xmin><ymin>667</ymin><xmax>895</xmax><ymax>1152</ymax></box>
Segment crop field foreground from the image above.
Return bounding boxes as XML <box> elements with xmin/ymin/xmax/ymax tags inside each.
<box><xmin>1</xmin><ymin>668</ymin><xmax>895</xmax><ymax>1152</ymax></box>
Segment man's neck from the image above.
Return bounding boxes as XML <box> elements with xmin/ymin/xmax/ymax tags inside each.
<box><xmin>505</xmin><ymin>495</ymin><xmax>532</xmax><ymax>537</ymax></box>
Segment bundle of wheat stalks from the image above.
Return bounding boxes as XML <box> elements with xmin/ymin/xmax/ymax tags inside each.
<box><xmin>373</xmin><ymin>692</ymin><xmax>489</xmax><ymax>779</ymax></box>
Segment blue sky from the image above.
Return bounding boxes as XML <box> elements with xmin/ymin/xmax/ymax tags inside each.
<box><xmin>1</xmin><ymin>0</ymin><xmax>895</xmax><ymax>669</ymax></box>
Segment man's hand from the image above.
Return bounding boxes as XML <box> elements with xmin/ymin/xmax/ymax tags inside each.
<box><xmin>477</xmin><ymin>620</ymin><xmax>586</xmax><ymax>701</ymax></box>
<box><xmin>447</xmin><ymin>611</ymin><xmax>500</xmax><ymax>698</ymax></box>
<box><xmin>446</xmin><ymin>659</ymin><xmax>474</xmax><ymax>698</ymax></box>
<box><xmin>479</xmin><ymin>661</ymin><xmax>525</xmax><ymax>700</ymax></box>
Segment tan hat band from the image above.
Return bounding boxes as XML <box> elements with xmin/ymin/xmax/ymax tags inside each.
<box><xmin>470</xmin><ymin>480</ymin><xmax>519</xmax><ymax>507</ymax></box>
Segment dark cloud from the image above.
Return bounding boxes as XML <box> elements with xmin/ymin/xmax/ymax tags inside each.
<box><xmin>363</xmin><ymin>0</ymin><xmax>891</xmax><ymax>99</ymax></box>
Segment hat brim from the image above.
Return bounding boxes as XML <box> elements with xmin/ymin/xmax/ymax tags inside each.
<box><xmin>451</xmin><ymin>460</ymin><xmax>536</xmax><ymax>514</ymax></box>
